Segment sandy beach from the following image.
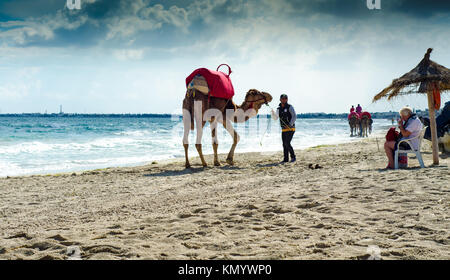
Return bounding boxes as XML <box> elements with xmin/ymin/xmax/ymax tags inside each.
<box><xmin>0</xmin><ymin>137</ymin><xmax>449</xmax><ymax>260</ymax></box>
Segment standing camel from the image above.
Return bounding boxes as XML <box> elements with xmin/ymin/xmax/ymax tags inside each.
<box><xmin>348</xmin><ymin>114</ymin><xmax>360</xmax><ymax>137</ymax></box>
<box><xmin>182</xmin><ymin>89</ymin><xmax>272</xmax><ymax>168</ymax></box>
<box><xmin>360</xmin><ymin>114</ymin><xmax>373</xmax><ymax>137</ymax></box>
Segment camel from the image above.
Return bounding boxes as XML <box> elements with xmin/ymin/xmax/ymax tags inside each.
<box><xmin>182</xmin><ymin>89</ymin><xmax>273</xmax><ymax>168</ymax></box>
<box><xmin>349</xmin><ymin>114</ymin><xmax>360</xmax><ymax>137</ymax></box>
<box><xmin>360</xmin><ymin>115</ymin><xmax>373</xmax><ymax>137</ymax></box>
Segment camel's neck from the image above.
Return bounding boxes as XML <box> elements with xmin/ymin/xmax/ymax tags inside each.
<box><xmin>231</xmin><ymin>99</ymin><xmax>258</xmax><ymax>123</ymax></box>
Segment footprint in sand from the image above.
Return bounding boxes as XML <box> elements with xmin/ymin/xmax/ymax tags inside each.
<box><xmin>296</xmin><ymin>201</ymin><xmax>321</xmax><ymax>209</ymax></box>
<box><xmin>7</xmin><ymin>232</ymin><xmax>33</xmax><ymax>240</ymax></box>
<box><xmin>28</xmin><ymin>241</ymin><xmax>63</xmax><ymax>251</ymax></box>
<box><xmin>192</xmin><ymin>207</ymin><xmax>210</xmax><ymax>214</ymax></box>
<box><xmin>82</xmin><ymin>244</ymin><xmax>124</xmax><ymax>256</ymax></box>
<box><xmin>178</xmin><ymin>213</ymin><xmax>194</xmax><ymax>219</ymax></box>
<box><xmin>263</xmin><ymin>206</ymin><xmax>292</xmax><ymax>214</ymax></box>
<box><xmin>49</xmin><ymin>234</ymin><xmax>67</xmax><ymax>242</ymax></box>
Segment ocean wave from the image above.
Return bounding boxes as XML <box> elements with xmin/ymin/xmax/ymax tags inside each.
<box><xmin>0</xmin><ymin>137</ymin><xmax>147</xmax><ymax>155</ymax></box>
<box><xmin>0</xmin><ymin>117</ymin><xmax>393</xmax><ymax>177</ymax></box>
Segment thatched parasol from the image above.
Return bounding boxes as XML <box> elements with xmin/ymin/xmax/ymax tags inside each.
<box><xmin>373</xmin><ymin>48</ymin><xmax>450</xmax><ymax>165</ymax></box>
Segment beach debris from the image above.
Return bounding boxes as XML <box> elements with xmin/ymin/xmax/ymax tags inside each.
<box><xmin>66</xmin><ymin>245</ymin><xmax>82</xmax><ymax>260</ymax></box>
<box><xmin>308</xmin><ymin>163</ymin><xmax>323</xmax><ymax>169</ymax></box>
<box><xmin>366</xmin><ymin>245</ymin><xmax>382</xmax><ymax>260</ymax></box>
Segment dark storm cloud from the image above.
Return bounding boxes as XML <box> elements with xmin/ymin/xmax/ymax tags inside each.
<box><xmin>388</xmin><ymin>0</ymin><xmax>450</xmax><ymax>18</ymax></box>
<box><xmin>285</xmin><ymin>0</ymin><xmax>450</xmax><ymax>19</ymax></box>
<box><xmin>0</xmin><ymin>0</ymin><xmax>63</xmax><ymax>18</ymax></box>
<box><xmin>0</xmin><ymin>0</ymin><xmax>449</xmax><ymax>49</ymax></box>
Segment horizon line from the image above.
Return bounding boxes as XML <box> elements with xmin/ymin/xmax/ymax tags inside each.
<box><xmin>0</xmin><ymin>110</ymin><xmax>429</xmax><ymax>117</ymax></box>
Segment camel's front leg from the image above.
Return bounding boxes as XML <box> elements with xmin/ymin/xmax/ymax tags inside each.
<box><xmin>223</xmin><ymin>119</ymin><xmax>240</xmax><ymax>165</ymax></box>
<box><xmin>211</xmin><ymin>119</ymin><xmax>220</xmax><ymax>166</ymax></box>
<box><xmin>194</xmin><ymin>104</ymin><xmax>207</xmax><ymax>167</ymax></box>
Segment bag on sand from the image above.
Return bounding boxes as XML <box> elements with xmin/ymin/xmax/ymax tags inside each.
<box><xmin>187</xmin><ymin>74</ymin><xmax>210</xmax><ymax>94</ymax></box>
<box><xmin>385</xmin><ymin>127</ymin><xmax>399</xmax><ymax>142</ymax></box>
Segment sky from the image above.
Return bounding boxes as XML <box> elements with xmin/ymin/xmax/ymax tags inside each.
<box><xmin>0</xmin><ymin>0</ymin><xmax>449</xmax><ymax>114</ymax></box>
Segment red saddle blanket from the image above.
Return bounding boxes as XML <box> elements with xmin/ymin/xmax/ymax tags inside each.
<box><xmin>360</xmin><ymin>111</ymin><xmax>372</xmax><ymax>118</ymax></box>
<box><xmin>186</xmin><ymin>67</ymin><xmax>234</xmax><ymax>100</ymax></box>
<box><xmin>348</xmin><ymin>112</ymin><xmax>360</xmax><ymax>120</ymax></box>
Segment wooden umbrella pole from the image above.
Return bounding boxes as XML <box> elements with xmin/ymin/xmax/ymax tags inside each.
<box><xmin>427</xmin><ymin>90</ymin><xmax>440</xmax><ymax>165</ymax></box>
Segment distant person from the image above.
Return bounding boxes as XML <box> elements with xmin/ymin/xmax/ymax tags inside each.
<box><xmin>356</xmin><ymin>104</ymin><xmax>362</xmax><ymax>114</ymax></box>
<box><xmin>271</xmin><ymin>94</ymin><xmax>296</xmax><ymax>163</ymax></box>
<box><xmin>355</xmin><ymin>104</ymin><xmax>363</xmax><ymax>136</ymax></box>
<box><xmin>384</xmin><ymin>107</ymin><xmax>423</xmax><ymax>169</ymax></box>
<box><xmin>424</xmin><ymin>100</ymin><xmax>450</xmax><ymax>140</ymax></box>
<box><xmin>350</xmin><ymin>105</ymin><xmax>355</xmax><ymax>113</ymax></box>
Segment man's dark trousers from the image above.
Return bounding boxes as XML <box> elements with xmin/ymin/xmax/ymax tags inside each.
<box><xmin>282</xmin><ymin>131</ymin><xmax>295</xmax><ymax>161</ymax></box>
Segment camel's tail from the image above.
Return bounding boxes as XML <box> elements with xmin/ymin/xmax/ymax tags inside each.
<box><xmin>184</xmin><ymin>89</ymin><xmax>195</xmax><ymax>130</ymax></box>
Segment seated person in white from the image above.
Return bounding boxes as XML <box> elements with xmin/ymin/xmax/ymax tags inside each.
<box><xmin>384</xmin><ymin>107</ymin><xmax>423</xmax><ymax>169</ymax></box>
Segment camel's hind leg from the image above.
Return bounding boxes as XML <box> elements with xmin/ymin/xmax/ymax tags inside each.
<box><xmin>223</xmin><ymin>119</ymin><xmax>240</xmax><ymax>165</ymax></box>
<box><xmin>210</xmin><ymin>119</ymin><xmax>220</xmax><ymax>166</ymax></box>
<box><xmin>363</xmin><ymin>121</ymin><xmax>369</xmax><ymax>137</ymax></box>
<box><xmin>182</xmin><ymin>104</ymin><xmax>192</xmax><ymax>168</ymax></box>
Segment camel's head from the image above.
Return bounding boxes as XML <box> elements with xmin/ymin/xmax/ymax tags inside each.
<box><xmin>244</xmin><ymin>89</ymin><xmax>273</xmax><ymax>112</ymax></box>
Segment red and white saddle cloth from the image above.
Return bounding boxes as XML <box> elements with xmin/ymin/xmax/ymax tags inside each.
<box><xmin>185</xmin><ymin>64</ymin><xmax>235</xmax><ymax>100</ymax></box>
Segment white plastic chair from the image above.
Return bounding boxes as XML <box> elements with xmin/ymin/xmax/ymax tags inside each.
<box><xmin>394</xmin><ymin>128</ymin><xmax>427</xmax><ymax>169</ymax></box>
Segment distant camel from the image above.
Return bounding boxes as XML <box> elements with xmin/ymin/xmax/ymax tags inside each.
<box><xmin>360</xmin><ymin>113</ymin><xmax>373</xmax><ymax>137</ymax></box>
<box><xmin>182</xmin><ymin>89</ymin><xmax>272</xmax><ymax>168</ymax></box>
<box><xmin>348</xmin><ymin>114</ymin><xmax>360</xmax><ymax>137</ymax></box>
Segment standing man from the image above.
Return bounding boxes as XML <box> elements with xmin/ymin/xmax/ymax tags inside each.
<box><xmin>271</xmin><ymin>94</ymin><xmax>296</xmax><ymax>163</ymax></box>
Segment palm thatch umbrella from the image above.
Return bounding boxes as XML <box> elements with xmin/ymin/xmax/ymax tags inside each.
<box><xmin>373</xmin><ymin>48</ymin><xmax>450</xmax><ymax>165</ymax></box>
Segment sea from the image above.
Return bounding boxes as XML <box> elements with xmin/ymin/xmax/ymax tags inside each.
<box><xmin>0</xmin><ymin>115</ymin><xmax>392</xmax><ymax>177</ymax></box>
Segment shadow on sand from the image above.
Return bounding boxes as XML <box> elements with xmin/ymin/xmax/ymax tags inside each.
<box><xmin>144</xmin><ymin>164</ymin><xmax>243</xmax><ymax>177</ymax></box>
<box><xmin>255</xmin><ymin>162</ymin><xmax>283</xmax><ymax>168</ymax></box>
<box><xmin>144</xmin><ymin>167</ymin><xmax>204</xmax><ymax>177</ymax></box>
<box><xmin>359</xmin><ymin>164</ymin><xmax>448</xmax><ymax>173</ymax></box>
